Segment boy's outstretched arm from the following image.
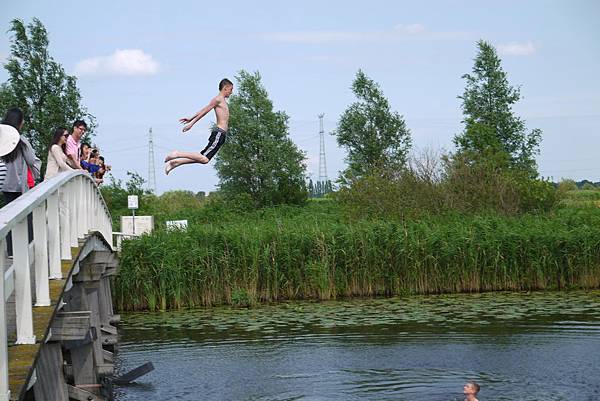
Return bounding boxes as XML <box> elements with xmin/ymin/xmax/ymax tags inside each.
<box><xmin>179</xmin><ymin>98</ymin><xmax>220</xmax><ymax>132</ymax></box>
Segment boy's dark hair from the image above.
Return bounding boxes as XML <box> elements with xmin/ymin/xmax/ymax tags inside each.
<box><xmin>81</xmin><ymin>142</ymin><xmax>91</xmax><ymax>149</ymax></box>
<box><xmin>219</xmin><ymin>78</ymin><xmax>233</xmax><ymax>91</ymax></box>
<box><xmin>72</xmin><ymin>119</ymin><xmax>88</xmax><ymax>129</ymax></box>
<box><xmin>467</xmin><ymin>381</ymin><xmax>480</xmax><ymax>394</ymax></box>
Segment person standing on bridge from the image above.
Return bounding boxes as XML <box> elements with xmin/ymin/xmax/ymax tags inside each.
<box><xmin>66</xmin><ymin>119</ymin><xmax>88</xmax><ymax>170</ymax></box>
<box><xmin>164</xmin><ymin>78</ymin><xmax>233</xmax><ymax>175</ymax></box>
<box><xmin>44</xmin><ymin>127</ymin><xmax>75</xmax><ymax>179</ymax></box>
<box><xmin>0</xmin><ymin>107</ymin><xmax>41</xmax><ymax>256</ymax></box>
<box><xmin>0</xmin><ymin>108</ymin><xmax>41</xmax><ymax>195</ymax></box>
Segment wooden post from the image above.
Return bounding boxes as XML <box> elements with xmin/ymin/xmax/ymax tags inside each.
<box><xmin>33</xmin><ymin>203</ymin><xmax>51</xmax><ymax>306</ymax></box>
<box><xmin>98</xmin><ymin>278</ymin><xmax>114</xmax><ymax>328</ymax></box>
<box><xmin>0</xmin><ymin>239</ymin><xmax>10</xmax><ymax>401</ymax></box>
<box><xmin>32</xmin><ymin>343</ymin><xmax>68</xmax><ymax>401</ymax></box>
<box><xmin>70</xmin><ymin>341</ymin><xmax>98</xmax><ymax>392</ymax></box>
<box><xmin>85</xmin><ymin>284</ymin><xmax>106</xmax><ymax>371</ymax></box>
<box><xmin>14</xmin><ymin>219</ymin><xmax>36</xmax><ymax>344</ymax></box>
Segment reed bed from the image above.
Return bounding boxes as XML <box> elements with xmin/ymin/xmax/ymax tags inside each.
<box><xmin>114</xmin><ymin>203</ymin><xmax>600</xmax><ymax>311</ymax></box>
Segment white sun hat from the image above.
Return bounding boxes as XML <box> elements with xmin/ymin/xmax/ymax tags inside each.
<box><xmin>0</xmin><ymin>124</ymin><xmax>20</xmax><ymax>157</ymax></box>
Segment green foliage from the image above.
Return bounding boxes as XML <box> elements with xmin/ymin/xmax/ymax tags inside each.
<box><xmin>231</xmin><ymin>289</ymin><xmax>252</xmax><ymax>308</ymax></box>
<box><xmin>335</xmin><ymin>70</ymin><xmax>411</xmax><ymax>182</ymax></box>
<box><xmin>557</xmin><ymin>179</ymin><xmax>578</xmax><ymax>193</ymax></box>
<box><xmin>336</xmin><ymin>150</ymin><xmax>557</xmax><ymax>218</ymax></box>
<box><xmin>215</xmin><ymin>70</ymin><xmax>308</xmax><ymax>207</ymax></box>
<box><xmin>581</xmin><ymin>182</ymin><xmax>596</xmax><ymax>190</ymax></box>
<box><xmin>443</xmin><ymin>155</ymin><xmax>556</xmax><ymax>214</ymax></box>
<box><xmin>0</xmin><ymin>18</ymin><xmax>95</xmax><ymax>173</ymax></box>
<box><xmin>556</xmin><ymin>186</ymin><xmax>600</xmax><ymax>209</ymax></box>
<box><xmin>454</xmin><ymin>40</ymin><xmax>541</xmax><ymax>177</ymax></box>
<box><xmin>308</xmin><ymin>179</ymin><xmax>334</xmax><ymax>198</ymax></box>
<box><xmin>115</xmin><ymin>202</ymin><xmax>600</xmax><ymax>311</ymax></box>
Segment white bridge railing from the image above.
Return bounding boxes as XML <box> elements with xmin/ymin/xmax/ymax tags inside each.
<box><xmin>0</xmin><ymin>171</ymin><xmax>112</xmax><ymax>401</ymax></box>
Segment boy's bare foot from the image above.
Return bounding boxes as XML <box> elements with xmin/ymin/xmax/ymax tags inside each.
<box><xmin>164</xmin><ymin>150</ymin><xmax>178</xmax><ymax>162</ymax></box>
<box><xmin>165</xmin><ymin>161</ymin><xmax>175</xmax><ymax>175</ymax></box>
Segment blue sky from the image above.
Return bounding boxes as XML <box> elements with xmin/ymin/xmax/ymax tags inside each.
<box><xmin>2</xmin><ymin>0</ymin><xmax>599</xmax><ymax>194</ymax></box>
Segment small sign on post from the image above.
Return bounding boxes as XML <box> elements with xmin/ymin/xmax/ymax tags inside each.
<box><xmin>127</xmin><ymin>195</ymin><xmax>139</xmax><ymax>210</ymax></box>
<box><xmin>128</xmin><ymin>195</ymin><xmax>139</xmax><ymax>234</ymax></box>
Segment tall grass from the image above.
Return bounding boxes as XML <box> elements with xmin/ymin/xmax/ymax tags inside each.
<box><xmin>115</xmin><ymin>202</ymin><xmax>600</xmax><ymax>311</ymax></box>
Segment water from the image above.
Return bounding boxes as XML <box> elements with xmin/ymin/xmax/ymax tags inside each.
<box><xmin>114</xmin><ymin>291</ymin><xmax>600</xmax><ymax>400</ymax></box>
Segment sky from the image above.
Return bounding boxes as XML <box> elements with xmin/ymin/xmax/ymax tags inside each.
<box><xmin>1</xmin><ymin>0</ymin><xmax>599</xmax><ymax>194</ymax></box>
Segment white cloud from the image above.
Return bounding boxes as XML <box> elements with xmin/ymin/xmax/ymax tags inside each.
<box><xmin>75</xmin><ymin>49</ymin><xmax>159</xmax><ymax>76</ymax></box>
<box><xmin>253</xmin><ymin>24</ymin><xmax>468</xmax><ymax>44</ymax></box>
<box><xmin>498</xmin><ymin>41</ymin><xmax>536</xmax><ymax>56</ymax></box>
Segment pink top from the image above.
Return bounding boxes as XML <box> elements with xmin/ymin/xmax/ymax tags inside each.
<box><xmin>66</xmin><ymin>135</ymin><xmax>80</xmax><ymax>162</ymax></box>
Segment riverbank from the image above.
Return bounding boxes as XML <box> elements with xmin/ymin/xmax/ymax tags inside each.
<box><xmin>114</xmin><ymin>200</ymin><xmax>600</xmax><ymax>311</ymax></box>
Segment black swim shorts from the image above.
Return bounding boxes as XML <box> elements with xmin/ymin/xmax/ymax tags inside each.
<box><xmin>200</xmin><ymin>127</ymin><xmax>227</xmax><ymax>160</ymax></box>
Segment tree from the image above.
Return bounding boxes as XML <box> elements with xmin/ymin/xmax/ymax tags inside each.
<box><xmin>0</xmin><ymin>18</ymin><xmax>95</xmax><ymax>173</ymax></box>
<box><xmin>335</xmin><ymin>70</ymin><xmax>411</xmax><ymax>182</ymax></box>
<box><xmin>454</xmin><ymin>40</ymin><xmax>541</xmax><ymax>177</ymax></box>
<box><xmin>215</xmin><ymin>70</ymin><xmax>307</xmax><ymax>207</ymax></box>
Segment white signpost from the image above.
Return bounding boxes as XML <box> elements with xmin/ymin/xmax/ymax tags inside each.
<box><xmin>127</xmin><ymin>195</ymin><xmax>138</xmax><ymax>234</ymax></box>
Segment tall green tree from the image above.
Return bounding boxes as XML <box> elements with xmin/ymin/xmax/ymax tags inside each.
<box><xmin>215</xmin><ymin>70</ymin><xmax>307</xmax><ymax>207</ymax></box>
<box><xmin>335</xmin><ymin>70</ymin><xmax>411</xmax><ymax>182</ymax></box>
<box><xmin>454</xmin><ymin>40</ymin><xmax>541</xmax><ymax>176</ymax></box>
<box><xmin>0</xmin><ymin>18</ymin><xmax>95</xmax><ymax>171</ymax></box>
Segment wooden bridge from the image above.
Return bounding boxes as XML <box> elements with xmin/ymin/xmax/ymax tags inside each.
<box><xmin>0</xmin><ymin>171</ymin><xmax>119</xmax><ymax>401</ymax></box>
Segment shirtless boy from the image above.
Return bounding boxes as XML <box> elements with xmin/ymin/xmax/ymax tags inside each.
<box><xmin>463</xmin><ymin>381</ymin><xmax>480</xmax><ymax>401</ymax></box>
<box><xmin>164</xmin><ymin>78</ymin><xmax>233</xmax><ymax>174</ymax></box>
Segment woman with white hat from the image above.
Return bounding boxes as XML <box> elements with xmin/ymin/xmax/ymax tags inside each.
<box><xmin>0</xmin><ymin>108</ymin><xmax>41</xmax><ymax>197</ymax></box>
<box><xmin>0</xmin><ymin>107</ymin><xmax>41</xmax><ymax>255</ymax></box>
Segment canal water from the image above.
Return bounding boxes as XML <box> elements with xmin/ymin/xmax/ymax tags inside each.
<box><xmin>114</xmin><ymin>291</ymin><xmax>600</xmax><ymax>401</ymax></box>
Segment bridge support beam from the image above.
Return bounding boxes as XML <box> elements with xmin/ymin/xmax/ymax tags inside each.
<box><xmin>33</xmin><ymin>203</ymin><xmax>51</xmax><ymax>306</ymax></box>
<box><xmin>47</xmin><ymin>191</ymin><xmax>62</xmax><ymax>279</ymax></box>
<box><xmin>14</xmin><ymin>219</ymin><xmax>36</xmax><ymax>345</ymax></box>
<box><xmin>0</xmin><ymin>239</ymin><xmax>10</xmax><ymax>401</ymax></box>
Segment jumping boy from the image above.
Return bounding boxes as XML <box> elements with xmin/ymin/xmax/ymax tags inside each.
<box><xmin>164</xmin><ymin>78</ymin><xmax>233</xmax><ymax>175</ymax></box>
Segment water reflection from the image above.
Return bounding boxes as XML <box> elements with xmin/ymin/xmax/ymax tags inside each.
<box><xmin>115</xmin><ymin>291</ymin><xmax>600</xmax><ymax>401</ymax></box>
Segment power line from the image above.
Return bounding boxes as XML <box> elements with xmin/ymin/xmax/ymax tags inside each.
<box><xmin>318</xmin><ymin>113</ymin><xmax>328</xmax><ymax>183</ymax></box>
<box><xmin>147</xmin><ymin>127</ymin><xmax>156</xmax><ymax>194</ymax></box>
